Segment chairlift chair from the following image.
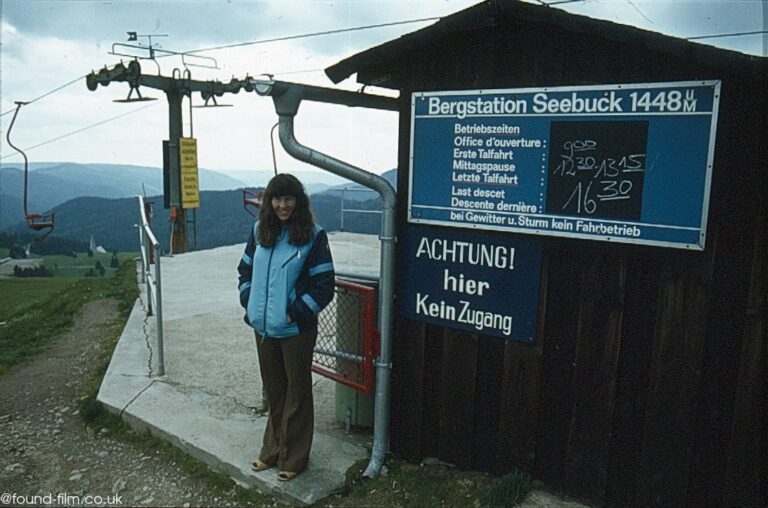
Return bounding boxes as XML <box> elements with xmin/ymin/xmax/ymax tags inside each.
<box><xmin>5</xmin><ymin>102</ymin><xmax>55</xmax><ymax>239</ymax></box>
<box><xmin>242</xmin><ymin>189</ymin><xmax>263</xmax><ymax>218</ymax></box>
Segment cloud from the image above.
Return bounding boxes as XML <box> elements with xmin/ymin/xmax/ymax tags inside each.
<box><xmin>1</xmin><ymin>0</ymin><xmax>428</xmax><ymax>175</ymax></box>
<box><xmin>2</xmin><ymin>0</ymin><xmax>762</xmax><ymax>179</ymax></box>
<box><xmin>565</xmin><ymin>0</ymin><xmax>763</xmax><ymax>55</ymax></box>
<box><xmin>1</xmin><ymin>0</ymin><xmax>471</xmax><ymax>56</ymax></box>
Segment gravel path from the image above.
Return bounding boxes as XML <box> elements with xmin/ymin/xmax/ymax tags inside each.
<box><xmin>0</xmin><ymin>298</ymin><xmax>275</xmax><ymax>508</ymax></box>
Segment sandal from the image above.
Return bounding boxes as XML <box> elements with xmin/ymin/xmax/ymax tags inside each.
<box><xmin>277</xmin><ymin>471</ymin><xmax>298</xmax><ymax>481</ymax></box>
<box><xmin>250</xmin><ymin>459</ymin><xmax>274</xmax><ymax>472</ymax></box>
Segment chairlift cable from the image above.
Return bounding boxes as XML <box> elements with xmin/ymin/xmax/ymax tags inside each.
<box><xmin>537</xmin><ymin>0</ymin><xmax>585</xmax><ymax>5</ymax></box>
<box><xmin>182</xmin><ymin>17</ymin><xmax>442</xmax><ymax>54</ymax></box>
<box><xmin>0</xmin><ymin>75</ymin><xmax>85</xmax><ymax>117</ymax></box>
<box><xmin>624</xmin><ymin>0</ymin><xmax>653</xmax><ymax>25</ymax></box>
<box><xmin>271</xmin><ymin>67</ymin><xmax>326</xmax><ymax>77</ymax></box>
<box><xmin>0</xmin><ymin>102</ymin><xmax>159</xmax><ymax>160</ymax></box>
<box><xmin>687</xmin><ymin>30</ymin><xmax>767</xmax><ymax>40</ymax></box>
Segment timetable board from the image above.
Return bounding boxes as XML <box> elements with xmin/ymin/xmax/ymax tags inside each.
<box><xmin>408</xmin><ymin>81</ymin><xmax>721</xmax><ymax>250</ymax></box>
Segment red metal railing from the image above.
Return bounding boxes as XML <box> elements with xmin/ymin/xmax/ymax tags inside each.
<box><xmin>313</xmin><ymin>279</ymin><xmax>379</xmax><ymax>395</ymax></box>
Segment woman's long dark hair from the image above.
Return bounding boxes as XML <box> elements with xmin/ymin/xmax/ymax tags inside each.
<box><xmin>258</xmin><ymin>173</ymin><xmax>314</xmax><ymax>246</ymax></box>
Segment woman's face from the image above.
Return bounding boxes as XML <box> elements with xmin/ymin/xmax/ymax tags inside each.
<box><xmin>272</xmin><ymin>195</ymin><xmax>297</xmax><ymax>223</ymax></box>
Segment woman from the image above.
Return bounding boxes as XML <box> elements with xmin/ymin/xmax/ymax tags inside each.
<box><xmin>237</xmin><ymin>173</ymin><xmax>335</xmax><ymax>481</ymax></box>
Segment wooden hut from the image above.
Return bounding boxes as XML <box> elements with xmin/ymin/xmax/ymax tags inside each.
<box><xmin>326</xmin><ymin>1</ymin><xmax>766</xmax><ymax>505</ymax></box>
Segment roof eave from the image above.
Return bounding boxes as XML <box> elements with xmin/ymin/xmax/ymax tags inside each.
<box><xmin>325</xmin><ymin>0</ymin><xmax>767</xmax><ymax>88</ymax></box>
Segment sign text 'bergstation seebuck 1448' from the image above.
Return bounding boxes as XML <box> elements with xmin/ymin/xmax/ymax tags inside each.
<box><xmin>408</xmin><ymin>81</ymin><xmax>721</xmax><ymax>250</ymax></box>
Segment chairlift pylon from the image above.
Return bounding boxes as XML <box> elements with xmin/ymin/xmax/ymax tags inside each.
<box><xmin>5</xmin><ymin>102</ymin><xmax>55</xmax><ymax>239</ymax></box>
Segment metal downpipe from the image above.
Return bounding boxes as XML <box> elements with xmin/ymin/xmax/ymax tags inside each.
<box><xmin>276</xmin><ymin>115</ymin><xmax>395</xmax><ymax>479</ymax></box>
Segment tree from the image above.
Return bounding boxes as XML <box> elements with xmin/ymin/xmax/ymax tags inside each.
<box><xmin>110</xmin><ymin>252</ymin><xmax>120</xmax><ymax>268</ymax></box>
<box><xmin>0</xmin><ymin>233</ymin><xmax>18</xmax><ymax>249</ymax></box>
<box><xmin>94</xmin><ymin>261</ymin><xmax>106</xmax><ymax>277</ymax></box>
<box><xmin>9</xmin><ymin>245</ymin><xmax>26</xmax><ymax>259</ymax></box>
<box><xmin>13</xmin><ymin>265</ymin><xmax>53</xmax><ymax>278</ymax></box>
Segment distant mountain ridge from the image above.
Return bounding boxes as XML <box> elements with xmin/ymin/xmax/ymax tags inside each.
<box><xmin>0</xmin><ymin>162</ymin><xmax>242</xmax><ymax>229</ymax></box>
<box><xmin>1</xmin><ymin>166</ymin><xmax>396</xmax><ymax>250</ymax></box>
<box><xmin>320</xmin><ymin>170</ymin><xmax>397</xmax><ymax>201</ymax></box>
<box><xmin>2</xmin><ymin>190</ymin><xmax>386</xmax><ymax>252</ymax></box>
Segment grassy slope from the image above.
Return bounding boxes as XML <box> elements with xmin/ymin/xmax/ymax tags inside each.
<box><xmin>0</xmin><ymin>261</ymin><xmax>138</xmax><ymax>375</ymax></box>
<box><xmin>0</xmin><ymin>278</ymin><xmax>79</xmax><ymax>321</ymax></box>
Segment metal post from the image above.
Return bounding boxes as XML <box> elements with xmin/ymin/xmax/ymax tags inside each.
<box><xmin>138</xmin><ymin>226</ymin><xmax>147</xmax><ymax>284</ymax></box>
<box><xmin>167</xmin><ymin>89</ymin><xmax>188</xmax><ymax>254</ymax></box>
<box><xmin>138</xmin><ymin>195</ymin><xmax>164</xmax><ymax>376</ymax></box>
<box><xmin>137</xmin><ymin>211</ymin><xmax>153</xmax><ymax>316</ymax></box>
<box><xmin>340</xmin><ymin>187</ymin><xmax>346</xmax><ymax>231</ymax></box>
<box><xmin>144</xmin><ymin>200</ymin><xmax>155</xmax><ymax>263</ymax></box>
<box><xmin>279</xmin><ymin>116</ymin><xmax>395</xmax><ymax>480</ymax></box>
<box><xmin>193</xmin><ymin>208</ymin><xmax>198</xmax><ymax>251</ymax></box>
<box><xmin>154</xmin><ymin>246</ymin><xmax>165</xmax><ymax>376</ymax></box>
<box><xmin>144</xmin><ymin>231</ymin><xmax>153</xmax><ymax>316</ymax></box>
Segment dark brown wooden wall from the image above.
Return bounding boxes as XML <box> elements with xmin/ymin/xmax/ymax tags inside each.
<box><xmin>389</xmin><ymin>18</ymin><xmax>766</xmax><ymax>507</ymax></box>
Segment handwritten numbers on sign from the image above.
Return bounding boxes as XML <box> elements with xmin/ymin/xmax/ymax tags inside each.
<box><xmin>546</xmin><ymin>121</ymin><xmax>648</xmax><ymax>221</ymax></box>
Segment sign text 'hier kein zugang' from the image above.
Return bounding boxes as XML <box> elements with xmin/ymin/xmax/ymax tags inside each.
<box><xmin>400</xmin><ymin>227</ymin><xmax>541</xmax><ymax>342</ymax></box>
<box><xmin>409</xmin><ymin>81</ymin><xmax>721</xmax><ymax>250</ymax></box>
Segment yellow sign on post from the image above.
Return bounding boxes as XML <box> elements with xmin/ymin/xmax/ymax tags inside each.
<box><xmin>179</xmin><ymin>137</ymin><xmax>200</xmax><ymax>209</ymax></box>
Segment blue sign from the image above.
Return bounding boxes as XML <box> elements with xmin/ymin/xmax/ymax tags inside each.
<box><xmin>409</xmin><ymin>81</ymin><xmax>721</xmax><ymax>250</ymax></box>
<box><xmin>400</xmin><ymin>226</ymin><xmax>541</xmax><ymax>342</ymax></box>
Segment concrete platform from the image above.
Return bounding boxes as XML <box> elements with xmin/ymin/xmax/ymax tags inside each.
<box><xmin>97</xmin><ymin>232</ymin><xmax>379</xmax><ymax>506</ymax></box>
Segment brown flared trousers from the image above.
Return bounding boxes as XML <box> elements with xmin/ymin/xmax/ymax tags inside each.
<box><xmin>255</xmin><ymin>326</ymin><xmax>317</xmax><ymax>473</ymax></box>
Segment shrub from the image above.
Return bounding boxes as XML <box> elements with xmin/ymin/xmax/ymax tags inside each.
<box><xmin>478</xmin><ymin>469</ymin><xmax>533</xmax><ymax>507</ymax></box>
<box><xmin>9</xmin><ymin>245</ymin><xmax>26</xmax><ymax>259</ymax></box>
<box><xmin>12</xmin><ymin>265</ymin><xmax>53</xmax><ymax>278</ymax></box>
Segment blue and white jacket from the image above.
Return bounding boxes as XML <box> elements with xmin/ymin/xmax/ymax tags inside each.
<box><xmin>237</xmin><ymin>222</ymin><xmax>335</xmax><ymax>339</ymax></box>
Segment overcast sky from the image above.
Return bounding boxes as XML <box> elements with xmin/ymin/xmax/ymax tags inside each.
<box><xmin>1</xmin><ymin>0</ymin><xmax>765</xmax><ymax>183</ymax></box>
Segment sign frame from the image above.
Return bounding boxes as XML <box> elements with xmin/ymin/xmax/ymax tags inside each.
<box><xmin>400</xmin><ymin>225</ymin><xmax>542</xmax><ymax>342</ymax></box>
<box><xmin>179</xmin><ymin>137</ymin><xmax>200</xmax><ymax>209</ymax></box>
<box><xmin>408</xmin><ymin>80</ymin><xmax>721</xmax><ymax>250</ymax></box>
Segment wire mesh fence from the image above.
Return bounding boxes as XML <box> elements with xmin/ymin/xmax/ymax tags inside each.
<box><xmin>313</xmin><ymin>278</ymin><xmax>378</xmax><ymax>395</ymax></box>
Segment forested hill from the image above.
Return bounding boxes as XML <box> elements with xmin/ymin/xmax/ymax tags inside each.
<box><xmin>0</xmin><ymin>162</ymin><xmax>245</xmax><ymax>229</ymax></box>
<box><xmin>2</xmin><ymin>188</ymin><xmax>387</xmax><ymax>252</ymax></box>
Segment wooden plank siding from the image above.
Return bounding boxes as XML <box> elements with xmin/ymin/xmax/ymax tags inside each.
<box><xmin>608</xmin><ymin>250</ymin><xmax>659</xmax><ymax>506</ymax></box>
<box><xmin>635</xmin><ymin>249</ymin><xmax>714</xmax><ymax>506</ymax></box>
<box><xmin>472</xmin><ymin>335</ymin><xmax>506</xmax><ymax>472</ymax></box>
<box><xmin>533</xmin><ymin>245</ymin><xmax>582</xmax><ymax>488</ymax></box>
<box><xmin>561</xmin><ymin>250</ymin><xmax>624</xmax><ymax>500</ymax></box>
<box><xmin>382</xmin><ymin>6</ymin><xmax>766</xmax><ymax>506</ymax></box>
<box><xmin>437</xmin><ymin>328</ymin><xmax>479</xmax><ymax>468</ymax></box>
<box><xmin>722</xmin><ymin>214</ymin><xmax>766</xmax><ymax>506</ymax></box>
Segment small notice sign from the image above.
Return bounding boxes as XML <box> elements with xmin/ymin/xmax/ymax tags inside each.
<box><xmin>179</xmin><ymin>137</ymin><xmax>200</xmax><ymax>209</ymax></box>
<box><xmin>400</xmin><ymin>226</ymin><xmax>541</xmax><ymax>342</ymax></box>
